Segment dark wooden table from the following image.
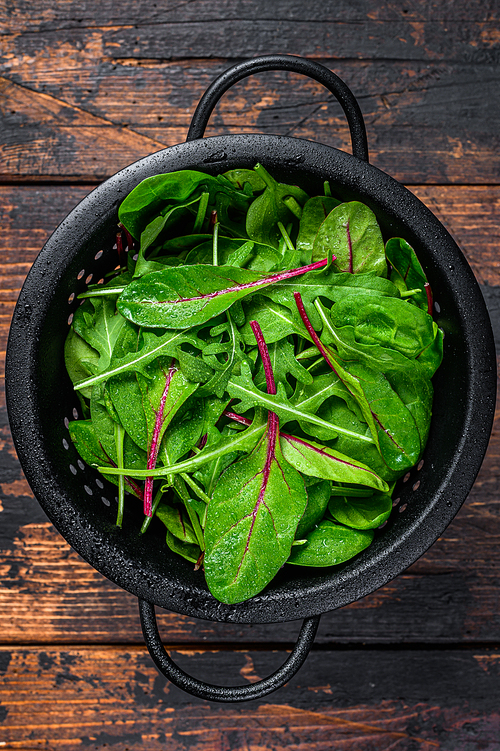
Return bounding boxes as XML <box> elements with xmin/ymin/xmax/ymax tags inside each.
<box><xmin>1</xmin><ymin>1</ymin><xmax>500</xmax><ymax>748</ymax></box>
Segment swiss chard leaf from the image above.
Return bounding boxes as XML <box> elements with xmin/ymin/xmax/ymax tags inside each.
<box><xmin>116</xmin><ymin>260</ymin><xmax>327</xmax><ymax>330</ymax></box>
<box><xmin>312</xmin><ymin>201</ymin><xmax>387</xmax><ymax>276</ymax></box>
<box><xmin>279</xmin><ymin>431</ymin><xmax>389</xmax><ymax>491</ymax></box>
<box><xmin>204</xmin><ymin>321</ymin><xmax>308</xmax><ymax>603</ymax></box>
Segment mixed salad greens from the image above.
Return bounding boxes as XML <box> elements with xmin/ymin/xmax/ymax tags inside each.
<box><xmin>64</xmin><ymin>164</ymin><xmax>443</xmax><ymax>604</ymax></box>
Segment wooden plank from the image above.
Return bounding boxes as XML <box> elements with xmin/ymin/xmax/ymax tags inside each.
<box><xmin>3</xmin><ymin>0</ymin><xmax>498</xmax><ymax>32</ymax></box>
<box><xmin>2</xmin><ymin>0</ymin><xmax>498</xmax><ymax>58</ymax></box>
<box><xmin>0</xmin><ymin>645</ymin><xmax>500</xmax><ymax>748</ymax></box>
<box><xmin>1</xmin><ymin>58</ymin><xmax>499</xmax><ymax>183</ymax></box>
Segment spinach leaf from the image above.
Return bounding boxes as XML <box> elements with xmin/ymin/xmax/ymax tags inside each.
<box><xmin>385</xmin><ymin>237</ymin><xmax>430</xmax><ymax>311</ymax></box>
<box><xmin>288</xmin><ymin>519</ymin><xmax>374</xmax><ymax>567</ymax></box>
<box><xmin>296</xmin><ymin>195</ymin><xmax>341</xmax><ymax>263</ymax></box>
<box><xmin>328</xmin><ymin>492</ymin><xmax>392</xmax><ymax>530</ymax></box>
<box><xmin>245</xmin><ymin>163</ymin><xmax>309</xmax><ymax>247</ymax></box>
<box><xmin>118</xmin><ymin>170</ymin><xmax>250</xmax><ymax>240</ymax></box>
<box><xmin>295</xmin><ymin>480</ymin><xmax>331</xmax><ymax>538</ymax></box>
<box><xmin>329</xmin><ymin>294</ymin><xmax>438</xmax><ymax>360</ymax></box>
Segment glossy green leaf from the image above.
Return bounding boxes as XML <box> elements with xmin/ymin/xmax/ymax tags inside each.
<box><xmin>312</xmin><ymin>201</ymin><xmax>387</xmax><ymax>275</ymax></box>
<box><xmin>288</xmin><ymin>519</ymin><xmax>374</xmax><ymax>567</ymax></box>
<box><xmin>117</xmin><ymin>260</ymin><xmax>327</xmax><ymax>330</ymax></box>
<box><xmin>204</xmin><ymin>418</ymin><xmax>308</xmax><ymax>603</ymax></box>
<box><xmin>328</xmin><ymin>492</ymin><xmax>392</xmax><ymax>530</ymax></box>
<box><xmin>279</xmin><ymin>431</ymin><xmax>389</xmax><ymax>491</ymax></box>
<box><xmin>295</xmin><ymin>480</ymin><xmax>332</xmax><ymax>538</ymax></box>
<box><xmin>385</xmin><ymin>237</ymin><xmax>429</xmax><ymax>311</ymax></box>
<box><xmin>330</xmin><ymin>294</ymin><xmax>437</xmax><ymax>360</ymax></box>
<box><xmin>245</xmin><ymin>163</ymin><xmax>309</xmax><ymax>247</ymax></box>
<box><xmin>296</xmin><ymin>195</ymin><xmax>341</xmax><ymax>262</ymax></box>
<box><xmin>118</xmin><ymin>170</ymin><xmax>250</xmax><ymax>240</ymax></box>
<box><xmin>156</xmin><ymin>502</ymin><xmax>198</xmax><ymax>544</ymax></box>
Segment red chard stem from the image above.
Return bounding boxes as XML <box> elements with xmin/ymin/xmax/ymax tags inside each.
<box><xmin>144</xmin><ymin>363</ymin><xmax>176</xmax><ymax>516</ymax></box>
<box><xmin>294</xmin><ymin>292</ymin><xmax>339</xmax><ymax>376</ymax></box>
<box><xmin>425</xmin><ymin>282</ymin><xmax>433</xmax><ymax>316</ymax></box>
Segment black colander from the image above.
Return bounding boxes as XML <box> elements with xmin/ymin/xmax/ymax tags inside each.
<box><xmin>6</xmin><ymin>55</ymin><xmax>496</xmax><ymax>702</ymax></box>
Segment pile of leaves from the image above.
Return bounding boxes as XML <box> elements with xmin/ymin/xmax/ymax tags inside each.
<box><xmin>64</xmin><ymin>164</ymin><xmax>443</xmax><ymax>604</ymax></box>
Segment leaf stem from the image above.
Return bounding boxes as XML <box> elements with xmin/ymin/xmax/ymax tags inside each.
<box><xmin>283</xmin><ymin>196</ymin><xmax>303</xmax><ymax>218</ymax></box>
<box><xmin>193</xmin><ymin>191</ymin><xmax>209</xmax><ymax>233</ymax></box>
<box><xmin>140</xmin><ymin>486</ymin><xmax>164</xmax><ymax>534</ymax></box>
<box><xmin>180</xmin><ymin>472</ymin><xmax>211</xmax><ymax>504</ymax></box>
<box><xmin>114</xmin><ymin>422</ymin><xmax>125</xmax><ymax>527</ymax></box>
<box><xmin>144</xmin><ymin>363</ymin><xmax>176</xmax><ymax>516</ymax></box>
<box><xmin>277</xmin><ymin>221</ymin><xmax>296</xmax><ymax>254</ymax></box>
<box><xmin>250</xmin><ymin>321</ymin><xmax>276</xmax><ymax>395</ymax></box>
<box><xmin>212</xmin><ymin>221</ymin><xmax>220</xmax><ymax>266</ymax></box>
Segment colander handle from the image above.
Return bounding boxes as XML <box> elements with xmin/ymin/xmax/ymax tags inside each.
<box><xmin>139</xmin><ymin>598</ymin><xmax>320</xmax><ymax>702</ymax></box>
<box><xmin>186</xmin><ymin>54</ymin><xmax>368</xmax><ymax>162</ymax></box>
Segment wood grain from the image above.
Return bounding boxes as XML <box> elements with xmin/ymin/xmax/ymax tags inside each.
<box><xmin>1</xmin><ymin>645</ymin><xmax>500</xmax><ymax>749</ymax></box>
<box><xmin>1</xmin><ymin>1</ymin><xmax>499</xmax><ymax>183</ymax></box>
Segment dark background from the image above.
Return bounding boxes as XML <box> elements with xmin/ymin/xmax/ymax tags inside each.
<box><xmin>1</xmin><ymin>1</ymin><xmax>499</xmax><ymax>748</ymax></box>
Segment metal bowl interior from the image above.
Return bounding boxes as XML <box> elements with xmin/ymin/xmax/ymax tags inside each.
<box><xmin>6</xmin><ymin>134</ymin><xmax>496</xmax><ymax>624</ymax></box>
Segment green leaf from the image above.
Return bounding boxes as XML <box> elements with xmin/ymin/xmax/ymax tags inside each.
<box><xmin>263</xmin><ymin>268</ymin><xmax>400</xmax><ymax>328</ymax></box>
<box><xmin>71</xmin><ymin>298</ymin><xmax>127</xmax><ymax>373</ymax></box>
<box><xmin>118</xmin><ymin>170</ymin><xmax>250</xmax><ymax>240</ymax></box>
<box><xmin>222</xmin><ymin>168</ymin><xmax>266</xmax><ymax>194</ymax></box>
<box><xmin>296</xmin><ymin>195</ymin><xmax>341</xmax><ymax>263</ymax></box>
<box><xmin>288</xmin><ymin>519</ymin><xmax>374</xmax><ymax>567</ymax></box>
<box><xmin>204</xmin><ymin>417</ymin><xmax>308</xmax><ymax>603</ymax></box>
<box><xmin>166</xmin><ymin>530</ymin><xmax>201</xmax><ymax>565</ymax></box>
<box><xmin>240</xmin><ymin>295</ymin><xmax>309</xmax><ymax>345</ymax></box>
<box><xmin>329</xmin><ymin>294</ymin><xmax>437</xmax><ymax>360</ymax></box>
<box><xmin>116</xmin><ymin>260</ymin><xmax>328</xmax><ymax>330</ymax></box>
<box><xmin>279</xmin><ymin>431</ymin><xmax>389</xmax><ymax>491</ymax></box>
<box><xmin>295</xmin><ymin>480</ymin><xmax>332</xmax><ymax>538</ymax></box>
<box><xmin>312</xmin><ymin>201</ymin><xmax>387</xmax><ymax>276</ymax></box>
<box><xmin>245</xmin><ymin>164</ymin><xmax>309</xmax><ymax>248</ymax></box>
<box><xmin>328</xmin><ymin>492</ymin><xmax>392</xmax><ymax>530</ymax></box>
<box><xmin>156</xmin><ymin>501</ymin><xmax>198</xmax><ymax>544</ymax></box>
<box><xmin>68</xmin><ymin>419</ymin><xmax>145</xmax><ymax>499</ymax></box>
<box><xmin>74</xmin><ymin>327</ymin><xmax>201</xmax><ymax>391</ymax></box>
<box><xmin>227</xmin><ymin>361</ymin><xmax>374</xmax><ymax>443</ymax></box>
<box><xmin>385</xmin><ymin>237</ymin><xmax>429</xmax><ymax>311</ymax></box>
<box><xmin>98</xmin><ymin>412</ymin><xmax>267</xmax><ymax>480</ymax></box>
<box><xmin>253</xmin><ymin>337</ymin><xmax>313</xmax><ymax>398</ymax></box>
<box><xmin>186</xmin><ymin>237</ymin><xmax>283</xmax><ymax>273</ymax></box>
<box><xmin>64</xmin><ymin>328</ymin><xmax>100</xmax><ymax>399</ymax></box>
